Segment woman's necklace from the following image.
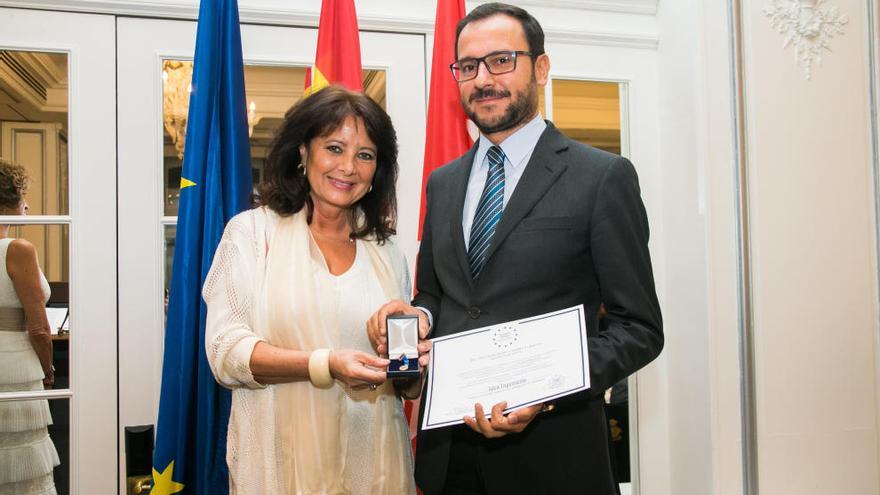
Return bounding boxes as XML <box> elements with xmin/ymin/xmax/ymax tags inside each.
<box><xmin>309</xmin><ymin>227</ymin><xmax>355</xmax><ymax>244</ymax></box>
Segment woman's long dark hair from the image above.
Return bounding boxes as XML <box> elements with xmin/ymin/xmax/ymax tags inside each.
<box><xmin>258</xmin><ymin>85</ymin><xmax>398</xmax><ymax>242</ymax></box>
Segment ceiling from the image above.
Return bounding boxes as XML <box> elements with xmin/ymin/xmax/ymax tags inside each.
<box><xmin>0</xmin><ymin>50</ymin><xmax>68</xmax><ymax>126</ymax></box>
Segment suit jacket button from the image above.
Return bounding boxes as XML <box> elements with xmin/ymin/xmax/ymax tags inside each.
<box><xmin>468</xmin><ymin>307</ymin><xmax>481</xmax><ymax>319</ymax></box>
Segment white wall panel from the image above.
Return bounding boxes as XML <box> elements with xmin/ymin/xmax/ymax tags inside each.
<box><xmin>655</xmin><ymin>0</ymin><xmax>712</xmax><ymax>493</ymax></box>
<box><xmin>698</xmin><ymin>0</ymin><xmax>747</xmax><ymax>490</ymax></box>
<box><xmin>741</xmin><ymin>0</ymin><xmax>879</xmax><ymax>493</ymax></box>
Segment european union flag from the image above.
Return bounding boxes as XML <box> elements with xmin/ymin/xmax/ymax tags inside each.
<box><xmin>152</xmin><ymin>0</ymin><xmax>252</xmax><ymax>493</ymax></box>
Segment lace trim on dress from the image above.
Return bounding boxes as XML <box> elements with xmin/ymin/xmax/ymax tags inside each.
<box><xmin>0</xmin><ymin>433</ymin><xmax>59</xmax><ymax>484</ymax></box>
<box><xmin>0</xmin><ymin>472</ymin><xmax>56</xmax><ymax>495</ymax></box>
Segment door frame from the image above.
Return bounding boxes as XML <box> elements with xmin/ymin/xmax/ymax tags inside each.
<box><xmin>543</xmin><ymin>40</ymin><xmax>664</xmax><ymax>495</ymax></box>
<box><xmin>115</xmin><ymin>15</ymin><xmax>426</xmax><ymax>492</ymax></box>
<box><xmin>1</xmin><ymin>5</ymin><xmax>669</xmax><ymax>493</ymax></box>
<box><xmin>0</xmin><ymin>7</ymin><xmax>117</xmax><ymax>494</ymax></box>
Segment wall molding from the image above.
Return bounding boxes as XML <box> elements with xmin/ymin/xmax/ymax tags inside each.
<box><xmin>727</xmin><ymin>0</ymin><xmax>758</xmax><ymax>493</ymax></box>
<box><xmin>3</xmin><ymin>0</ymin><xmax>660</xmax><ymax>17</ymax></box>
<box><xmin>0</xmin><ymin>1</ymin><xmax>433</xmax><ymax>33</ymax></box>
<box><xmin>0</xmin><ymin>0</ymin><xmax>659</xmax><ymax>49</ymax></box>
<box><xmin>546</xmin><ymin>27</ymin><xmax>658</xmax><ymax>49</ymax></box>
<box><xmin>763</xmin><ymin>0</ymin><xmax>849</xmax><ymax>81</ymax></box>
<box><xmin>865</xmin><ymin>0</ymin><xmax>880</xmax><ymax>469</ymax></box>
<box><xmin>514</xmin><ymin>0</ymin><xmax>657</xmax><ymax>15</ymax></box>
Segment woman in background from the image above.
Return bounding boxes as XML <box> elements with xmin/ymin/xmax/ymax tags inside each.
<box><xmin>0</xmin><ymin>159</ymin><xmax>59</xmax><ymax>495</ymax></box>
<box><xmin>204</xmin><ymin>86</ymin><xmax>428</xmax><ymax>494</ymax></box>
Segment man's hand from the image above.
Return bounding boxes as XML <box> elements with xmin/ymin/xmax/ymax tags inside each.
<box><xmin>367</xmin><ymin>299</ymin><xmax>430</xmax><ymax>356</ymax></box>
<box><xmin>416</xmin><ymin>340</ymin><xmax>432</xmax><ymax>368</ymax></box>
<box><xmin>463</xmin><ymin>402</ymin><xmax>543</xmax><ymax>438</ymax></box>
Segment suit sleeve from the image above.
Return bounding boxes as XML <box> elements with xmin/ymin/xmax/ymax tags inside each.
<box><xmin>411</xmin><ymin>174</ymin><xmax>441</xmax><ymax>319</ymax></box>
<box><xmin>587</xmin><ymin>156</ymin><xmax>663</xmax><ymax>394</ymax></box>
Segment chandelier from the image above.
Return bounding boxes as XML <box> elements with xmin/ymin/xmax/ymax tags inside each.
<box><xmin>162</xmin><ymin>60</ymin><xmax>192</xmax><ymax>160</ymax></box>
<box><xmin>162</xmin><ymin>60</ymin><xmax>257</xmax><ymax>161</ymax></box>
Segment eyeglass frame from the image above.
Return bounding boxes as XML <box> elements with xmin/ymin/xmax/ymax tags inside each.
<box><xmin>449</xmin><ymin>50</ymin><xmax>539</xmax><ymax>82</ymax></box>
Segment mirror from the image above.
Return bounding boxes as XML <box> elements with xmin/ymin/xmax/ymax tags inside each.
<box><xmin>0</xmin><ymin>49</ymin><xmax>70</xmax><ymax>495</ymax></box>
<box><xmin>549</xmin><ymin>78</ymin><xmax>634</xmax><ymax>493</ymax></box>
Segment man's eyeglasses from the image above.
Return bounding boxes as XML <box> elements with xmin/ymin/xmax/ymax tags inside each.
<box><xmin>449</xmin><ymin>50</ymin><xmax>536</xmax><ymax>82</ymax></box>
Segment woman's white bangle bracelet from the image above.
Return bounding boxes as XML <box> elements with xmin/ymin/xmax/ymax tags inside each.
<box><xmin>308</xmin><ymin>349</ymin><xmax>334</xmax><ymax>388</ymax></box>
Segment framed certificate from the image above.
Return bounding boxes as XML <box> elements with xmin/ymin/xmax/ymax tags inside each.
<box><xmin>422</xmin><ymin>305</ymin><xmax>590</xmax><ymax>430</ymax></box>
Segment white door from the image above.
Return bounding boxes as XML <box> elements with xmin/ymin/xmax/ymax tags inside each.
<box><xmin>0</xmin><ymin>7</ymin><xmax>117</xmax><ymax>494</ymax></box>
<box><xmin>116</xmin><ymin>16</ymin><xmax>426</xmax><ymax>492</ymax></box>
<box><xmin>542</xmin><ymin>41</ymin><xmax>662</xmax><ymax>495</ymax></box>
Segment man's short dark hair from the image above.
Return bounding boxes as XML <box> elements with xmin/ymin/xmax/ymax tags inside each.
<box><xmin>455</xmin><ymin>2</ymin><xmax>545</xmax><ymax>60</ymax></box>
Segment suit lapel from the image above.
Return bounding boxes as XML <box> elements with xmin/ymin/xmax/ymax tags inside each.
<box><xmin>450</xmin><ymin>143</ymin><xmax>479</xmax><ymax>289</ymax></box>
<box><xmin>482</xmin><ymin>124</ymin><xmax>570</xmax><ymax>265</ymax></box>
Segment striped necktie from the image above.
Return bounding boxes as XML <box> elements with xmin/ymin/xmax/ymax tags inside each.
<box><xmin>468</xmin><ymin>145</ymin><xmax>505</xmax><ymax>278</ymax></box>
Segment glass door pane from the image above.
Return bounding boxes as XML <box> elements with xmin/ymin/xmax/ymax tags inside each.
<box><xmin>549</xmin><ymin>78</ymin><xmax>634</xmax><ymax>493</ymax></box>
<box><xmin>551</xmin><ymin>79</ymin><xmax>621</xmax><ymax>154</ymax></box>
<box><xmin>0</xmin><ymin>47</ymin><xmax>71</xmax><ymax>495</ymax></box>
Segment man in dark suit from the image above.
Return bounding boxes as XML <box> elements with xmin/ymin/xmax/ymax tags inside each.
<box><xmin>368</xmin><ymin>3</ymin><xmax>662</xmax><ymax>494</ymax></box>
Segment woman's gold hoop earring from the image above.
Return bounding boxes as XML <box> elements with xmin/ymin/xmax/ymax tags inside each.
<box><xmin>297</xmin><ymin>163</ymin><xmax>305</xmax><ymax>174</ymax></box>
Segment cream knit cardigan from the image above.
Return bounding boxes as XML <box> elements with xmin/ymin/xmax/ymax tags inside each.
<box><xmin>203</xmin><ymin>207</ymin><xmax>414</xmax><ymax>494</ymax></box>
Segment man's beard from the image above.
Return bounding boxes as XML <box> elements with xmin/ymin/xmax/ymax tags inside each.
<box><xmin>463</xmin><ymin>82</ymin><xmax>538</xmax><ymax>135</ymax></box>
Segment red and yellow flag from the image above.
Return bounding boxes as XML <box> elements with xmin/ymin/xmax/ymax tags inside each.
<box><xmin>418</xmin><ymin>0</ymin><xmax>472</xmax><ymax>238</ymax></box>
<box><xmin>405</xmin><ymin>0</ymin><xmax>472</xmax><ymax>468</ymax></box>
<box><xmin>304</xmin><ymin>0</ymin><xmax>363</xmax><ymax>95</ymax></box>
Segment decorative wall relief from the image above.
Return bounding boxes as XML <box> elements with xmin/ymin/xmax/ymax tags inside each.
<box><xmin>763</xmin><ymin>0</ymin><xmax>849</xmax><ymax>80</ymax></box>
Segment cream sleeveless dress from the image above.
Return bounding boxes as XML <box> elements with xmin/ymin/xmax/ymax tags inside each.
<box><xmin>0</xmin><ymin>238</ymin><xmax>59</xmax><ymax>495</ymax></box>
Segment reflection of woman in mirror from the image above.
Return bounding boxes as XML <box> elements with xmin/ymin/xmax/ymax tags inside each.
<box><xmin>0</xmin><ymin>159</ymin><xmax>59</xmax><ymax>494</ymax></box>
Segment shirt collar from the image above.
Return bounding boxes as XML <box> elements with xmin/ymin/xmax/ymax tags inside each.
<box><xmin>474</xmin><ymin>113</ymin><xmax>547</xmax><ymax>170</ymax></box>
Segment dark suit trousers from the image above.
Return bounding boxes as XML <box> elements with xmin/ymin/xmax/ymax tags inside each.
<box><xmin>442</xmin><ymin>427</ymin><xmax>489</xmax><ymax>495</ymax></box>
<box><xmin>422</xmin><ymin>396</ymin><xmax>619</xmax><ymax>495</ymax></box>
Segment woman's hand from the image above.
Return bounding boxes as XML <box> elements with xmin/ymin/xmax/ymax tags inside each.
<box><xmin>42</xmin><ymin>367</ymin><xmax>54</xmax><ymax>388</ymax></box>
<box><xmin>328</xmin><ymin>349</ymin><xmax>389</xmax><ymax>388</ymax></box>
<box><xmin>367</xmin><ymin>300</ymin><xmax>430</xmax><ymax>356</ymax></box>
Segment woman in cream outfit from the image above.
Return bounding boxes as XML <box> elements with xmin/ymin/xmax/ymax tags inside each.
<box><xmin>0</xmin><ymin>160</ymin><xmax>59</xmax><ymax>495</ymax></box>
<box><xmin>204</xmin><ymin>87</ymin><xmax>429</xmax><ymax>494</ymax></box>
